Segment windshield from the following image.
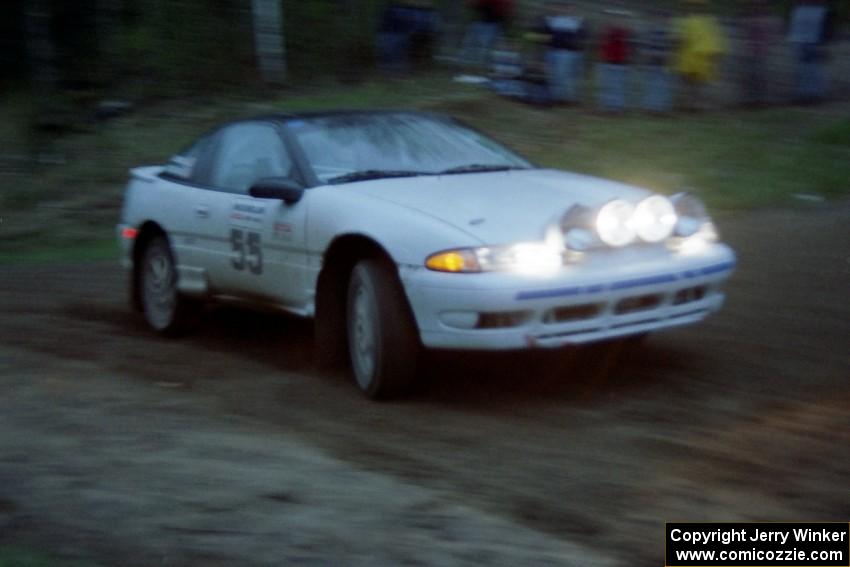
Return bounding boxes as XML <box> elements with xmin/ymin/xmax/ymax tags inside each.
<box><xmin>287</xmin><ymin>113</ymin><xmax>532</xmax><ymax>184</ymax></box>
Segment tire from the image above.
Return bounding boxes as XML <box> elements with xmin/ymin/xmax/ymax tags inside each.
<box><xmin>346</xmin><ymin>258</ymin><xmax>420</xmax><ymax>399</ymax></box>
<box><xmin>313</xmin><ymin>264</ymin><xmax>349</xmax><ymax>371</ymax></box>
<box><xmin>139</xmin><ymin>236</ymin><xmax>198</xmax><ymax>336</ymax></box>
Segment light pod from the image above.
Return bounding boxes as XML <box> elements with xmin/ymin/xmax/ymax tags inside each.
<box><xmin>634</xmin><ymin>195</ymin><xmax>678</xmax><ymax>243</ymax></box>
<box><xmin>595</xmin><ymin>199</ymin><xmax>637</xmax><ymax>247</ymax></box>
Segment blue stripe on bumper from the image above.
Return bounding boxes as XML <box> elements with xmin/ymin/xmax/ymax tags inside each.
<box><xmin>610</xmin><ymin>273</ymin><xmax>678</xmax><ymax>291</ymax></box>
<box><xmin>515</xmin><ymin>261</ymin><xmax>736</xmax><ymax>301</ymax></box>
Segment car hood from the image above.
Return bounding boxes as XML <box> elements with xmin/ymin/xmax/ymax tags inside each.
<box><xmin>342</xmin><ymin>169</ymin><xmax>651</xmax><ymax>245</ymax></box>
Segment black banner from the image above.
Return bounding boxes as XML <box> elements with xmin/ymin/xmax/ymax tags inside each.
<box><xmin>666</xmin><ymin>523</ymin><xmax>850</xmax><ymax>567</ymax></box>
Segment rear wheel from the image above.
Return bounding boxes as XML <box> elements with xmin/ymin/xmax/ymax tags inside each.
<box><xmin>139</xmin><ymin>236</ymin><xmax>198</xmax><ymax>336</ymax></box>
<box><xmin>346</xmin><ymin>258</ymin><xmax>419</xmax><ymax>399</ymax></box>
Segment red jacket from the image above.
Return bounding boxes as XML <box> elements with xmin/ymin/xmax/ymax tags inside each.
<box><xmin>471</xmin><ymin>0</ymin><xmax>513</xmax><ymax>23</ymax></box>
<box><xmin>600</xmin><ymin>26</ymin><xmax>631</xmax><ymax>64</ymax></box>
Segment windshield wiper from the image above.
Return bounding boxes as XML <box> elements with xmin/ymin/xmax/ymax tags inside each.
<box><xmin>438</xmin><ymin>164</ymin><xmax>528</xmax><ymax>175</ymax></box>
<box><xmin>327</xmin><ymin>170</ymin><xmax>431</xmax><ymax>184</ymax></box>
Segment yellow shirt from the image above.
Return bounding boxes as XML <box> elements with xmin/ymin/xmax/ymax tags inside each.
<box><xmin>673</xmin><ymin>15</ymin><xmax>728</xmax><ymax>82</ymax></box>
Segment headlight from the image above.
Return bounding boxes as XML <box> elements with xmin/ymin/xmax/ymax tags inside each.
<box><xmin>426</xmin><ymin>242</ymin><xmax>563</xmax><ymax>275</ymax></box>
<box><xmin>633</xmin><ymin>195</ymin><xmax>677</xmax><ymax>243</ymax></box>
<box><xmin>488</xmin><ymin>242</ymin><xmax>563</xmax><ymax>275</ymax></box>
<box><xmin>596</xmin><ymin>199</ymin><xmax>636</xmax><ymax>247</ymax></box>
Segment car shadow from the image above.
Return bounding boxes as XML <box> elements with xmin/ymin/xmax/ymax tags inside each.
<box><xmin>61</xmin><ymin>299</ymin><xmax>706</xmax><ymax>408</ymax></box>
<box><xmin>413</xmin><ymin>338</ymin><xmax>701</xmax><ymax>408</ymax></box>
<box><xmin>188</xmin><ymin>304</ymin><xmax>703</xmax><ymax>408</ymax></box>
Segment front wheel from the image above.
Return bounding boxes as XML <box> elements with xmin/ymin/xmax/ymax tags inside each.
<box><xmin>346</xmin><ymin>258</ymin><xmax>420</xmax><ymax>399</ymax></box>
<box><xmin>139</xmin><ymin>236</ymin><xmax>198</xmax><ymax>336</ymax></box>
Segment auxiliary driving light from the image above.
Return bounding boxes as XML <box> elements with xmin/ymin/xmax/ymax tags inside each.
<box><xmin>596</xmin><ymin>199</ymin><xmax>637</xmax><ymax>247</ymax></box>
<box><xmin>634</xmin><ymin>195</ymin><xmax>677</xmax><ymax>243</ymax></box>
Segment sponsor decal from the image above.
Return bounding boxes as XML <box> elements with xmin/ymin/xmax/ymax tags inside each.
<box><xmin>272</xmin><ymin>221</ymin><xmax>293</xmax><ymax>241</ymax></box>
<box><xmin>230</xmin><ymin>200</ymin><xmax>266</xmax><ymax>229</ymax></box>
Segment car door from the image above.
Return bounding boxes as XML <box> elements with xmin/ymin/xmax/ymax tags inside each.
<box><xmin>203</xmin><ymin>121</ymin><xmax>308</xmax><ymax>307</ymax></box>
<box><xmin>154</xmin><ymin>134</ymin><xmax>221</xmax><ymax>289</ymax></box>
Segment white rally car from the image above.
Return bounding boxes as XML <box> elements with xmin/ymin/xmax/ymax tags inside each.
<box><xmin>118</xmin><ymin>111</ymin><xmax>735</xmax><ymax>398</ymax></box>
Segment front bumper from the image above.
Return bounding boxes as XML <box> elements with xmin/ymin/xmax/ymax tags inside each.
<box><xmin>402</xmin><ymin>243</ymin><xmax>736</xmax><ymax>350</ymax></box>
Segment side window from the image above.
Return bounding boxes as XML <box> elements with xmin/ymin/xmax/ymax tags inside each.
<box><xmin>164</xmin><ymin>135</ymin><xmax>210</xmax><ymax>182</ymax></box>
<box><xmin>209</xmin><ymin>123</ymin><xmax>293</xmax><ymax>194</ymax></box>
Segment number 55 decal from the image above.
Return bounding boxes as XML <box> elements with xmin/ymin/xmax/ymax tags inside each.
<box><xmin>230</xmin><ymin>229</ymin><xmax>263</xmax><ymax>275</ymax></box>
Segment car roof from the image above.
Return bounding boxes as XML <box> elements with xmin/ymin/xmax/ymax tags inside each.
<box><xmin>173</xmin><ymin>110</ymin><xmax>460</xmax><ymax>156</ymax></box>
<box><xmin>241</xmin><ymin>109</ymin><xmax>449</xmax><ymax>126</ymax></box>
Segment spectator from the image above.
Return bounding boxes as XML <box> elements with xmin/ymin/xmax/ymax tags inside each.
<box><xmin>740</xmin><ymin>0</ymin><xmax>773</xmax><ymax>107</ymax></box>
<box><xmin>377</xmin><ymin>1</ymin><xmax>440</xmax><ymax>73</ymax></box>
<box><xmin>787</xmin><ymin>0</ymin><xmax>835</xmax><ymax>103</ymax></box>
<box><xmin>408</xmin><ymin>0</ymin><xmax>440</xmax><ymax>69</ymax></box>
<box><xmin>377</xmin><ymin>2</ymin><xmax>414</xmax><ymax>73</ymax></box>
<box><xmin>461</xmin><ymin>0</ymin><xmax>514</xmax><ymax>67</ymax></box>
<box><xmin>531</xmin><ymin>1</ymin><xmax>588</xmax><ymax>104</ymax></box>
<box><xmin>640</xmin><ymin>9</ymin><xmax>674</xmax><ymax>112</ymax></box>
<box><xmin>672</xmin><ymin>0</ymin><xmax>728</xmax><ymax>110</ymax></box>
<box><xmin>489</xmin><ymin>38</ymin><xmax>528</xmax><ymax>99</ymax></box>
<box><xmin>595</xmin><ymin>10</ymin><xmax>635</xmax><ymax>112</ymax></box>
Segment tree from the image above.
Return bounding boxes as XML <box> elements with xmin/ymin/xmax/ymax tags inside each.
<box><xmin>22</xmin><ymin>0</ymin><xmax>57</xmax><ymax>88</ymax></box>
<box><xmin>252</xmin><ymin>0</ymin><xmax>287</xmax><ymax>84</ymax></box>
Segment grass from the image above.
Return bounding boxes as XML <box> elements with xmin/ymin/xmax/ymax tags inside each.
<box><xmin>422</xmin><ymin>95</ymin><xmax>850</xmax><ymax>209</ymax></box>
<box><xmin>2</xmin><ymin>72</ymin><xmax>849</xmax><ymax>262</ymax></box>
<box><xmin>0</xmin><ymin>546</ymin><xmax>95</xmax><ymax>567</ymax></box>
<box><xmin>811</xmin><ymin>117</ymin><xmax>850</xmax><ymax>147</ymax></box>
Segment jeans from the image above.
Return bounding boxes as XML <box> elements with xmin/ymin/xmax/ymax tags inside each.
<box><xmin>490</xmin><ymin>79</ymin><xmax>552</xmax><ymax>105</ymax></box>
<box><xmin>795</xmin><ymin>44</ymin><xmax>827</xmax><ymax>101</ymax></box>
<box><xmin>740</xmin><ymin>54</ymin><xmax>768</xmax><ymax>106</ymax></box>
<box><xmin>461</xmin><ymin>22</ymin><xmax>500</xmax><ymax>66</ymax></box>
<box><xmin>377</xmin><ymin>32</ymin><xmax>410</xmax><ymax>73</ymax></box>
<box><xmin>596</xmin><ymin>63</ymin><xmax>629</xmax><ymax>111</ymax></box>
<box><xmin>546</xmin><ymin>49</ymin><xmax>582</xmax><ymax>103</ymax></box>
<box><xmin>642</xmin><ymin>65</ymin><xmax>672</xmax><ymax>112</ymax></box>
<box><xmin>490</xmin><ymin>78</ymin><xmax>527</xmax><ymax>98</ymax></box>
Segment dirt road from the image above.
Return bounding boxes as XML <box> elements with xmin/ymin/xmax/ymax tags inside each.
<box><xmin>1</xmin><ymin>202</ymin><xmax>848</xmax><ymax>566</ymax></box>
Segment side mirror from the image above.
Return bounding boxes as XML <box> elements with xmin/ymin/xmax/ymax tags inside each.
<box><xmin>249</xmin><ymin>177</ymin><xmax>304</xmax><ymax>204</ymax></box>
